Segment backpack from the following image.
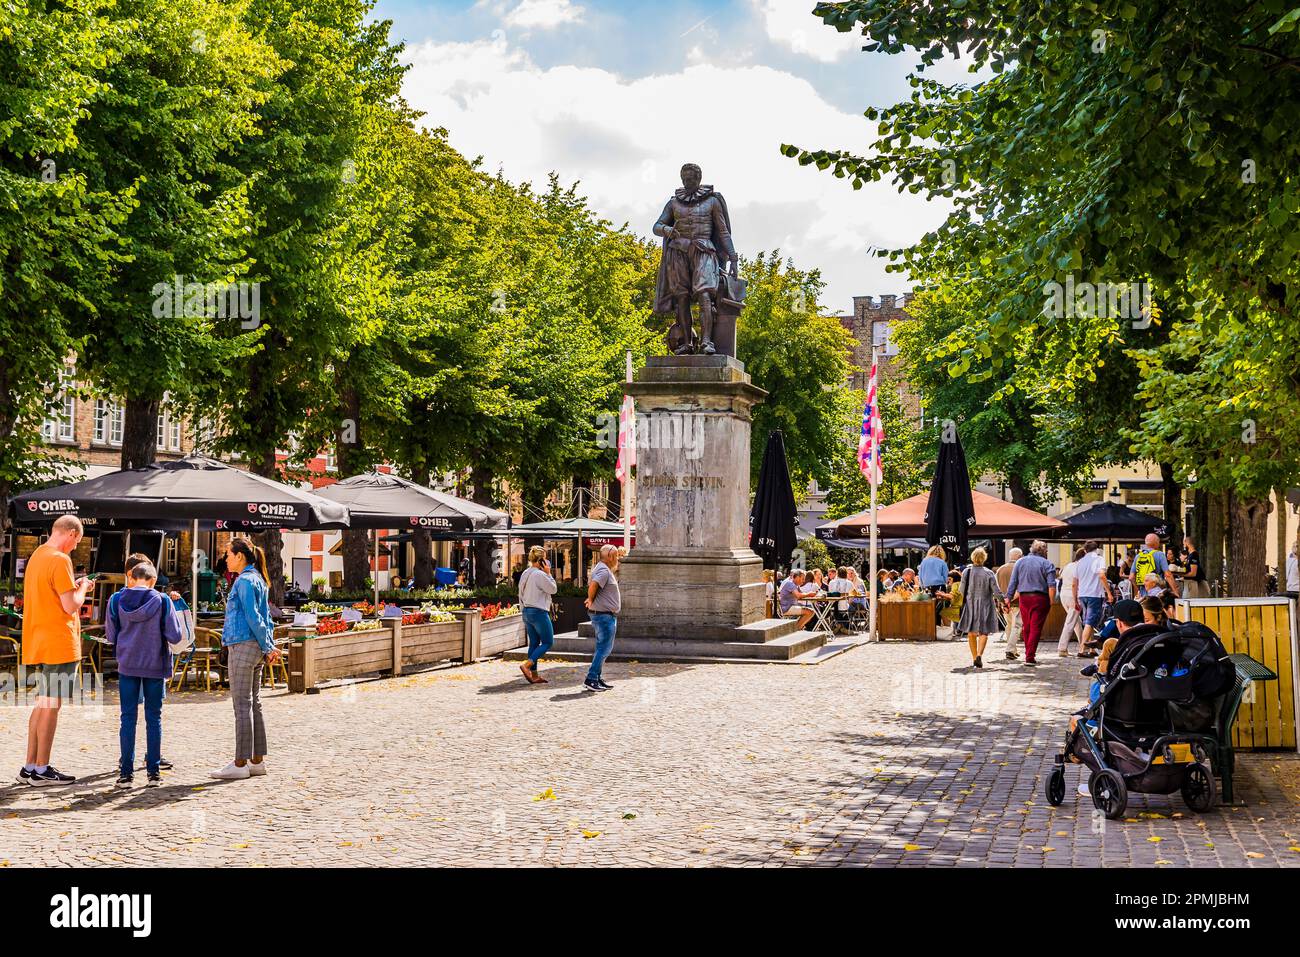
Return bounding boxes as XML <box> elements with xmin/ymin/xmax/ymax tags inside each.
<box><xmin>1133</xmin><ymin>548</ymin><xmax>1159</xmax><ymax>584</ymax></box>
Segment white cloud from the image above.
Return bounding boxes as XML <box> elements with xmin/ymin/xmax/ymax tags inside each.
<box><xmin>503</xmin><ymin>0</ymin><xmax>584</xmax><ymax>30</ymax></box>
<box><xmin>402</xmin><ymin>35</ymin><xmax>940</xmax><ymax>312</ymax></box>
<box><xmin>753</xmin><ymin>0</ymin><xmax>860</xmax><ymax>63</ymax></box>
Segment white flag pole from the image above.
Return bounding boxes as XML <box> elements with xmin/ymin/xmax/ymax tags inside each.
<box><xmin>869</xmin><ymin>347</ymin><xmax>880</xmax><ymax>643</ymax></box>
<box><xmin>623</xmin><ymin>351</ymin><xmax>633</xmax><ymax>549</ymax></box>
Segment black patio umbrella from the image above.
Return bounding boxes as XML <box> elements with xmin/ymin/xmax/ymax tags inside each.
<box><xmin>311</xmin><ymin>471</ymin><xmax>508</xmax><ymax>533</ymax></box>
<box><xmin>312</xmin><ymin>471</ymin><xmax>510</xmax><ymax>605</ymax></box>
<box><xmin>748</xmin><ymin>430</ymin><xmax>798</xmax><ymax>571</ymax></box>
<box><xmin>8</xmin><ymin>455</ymin><xmax>350</xmax><ymax>611</ymax></box>
<box><xmin>1052</xmin><ymin>501</ymin><xmax>1168</xmax><ymax>542</ymax></box>
<box><xmin>923</xmin><ymin>433</ymin><xmax>976</xmax><ymax>559</ymax></box>
<box><xmin>8</xmin><ymin>455</ymin><xmax>349</xmax><ymax>529</ymax></box>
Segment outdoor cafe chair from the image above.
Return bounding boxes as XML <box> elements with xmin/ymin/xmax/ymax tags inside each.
<box><xmin>262</xmin><ymin>627</ymin><xmax>293</xmax><ymax>689</ymax></box>
<box><xmin>171</xmin><ymin>627</ymin><xmax>225</xmax><ymax>693</ymax></box>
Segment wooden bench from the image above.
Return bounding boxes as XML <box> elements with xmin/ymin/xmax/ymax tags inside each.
<box><xmin>1215</xmin><ymin>653</ymin><xmax>1278</xmax><ymax>803</ymax></box>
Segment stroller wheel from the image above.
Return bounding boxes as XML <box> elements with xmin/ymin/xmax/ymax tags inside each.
<box><xmin>1045</xmin><ymin>766</ymin><xmax>1065</xmax><ymax>806</ymax></box>
<box><xmin>1180</xmin><ymin>762</ymin><xmax>1216</xmax><ymax>813</ymax></box>
<box><xmin>1090</xmin><ymin>768</ymin><xmax>1127</xmax><ymax>820</ymax></box>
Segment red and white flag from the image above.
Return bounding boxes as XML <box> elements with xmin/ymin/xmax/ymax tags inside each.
<box><xmin>614</xmin><ymin>395</ymin><xmax>636</xmax><ymax>482</ymax></box>
<box><xmin>857</xmin><ymin>358</ymin><xmax>884</xmax><ymax>485</ymax></box>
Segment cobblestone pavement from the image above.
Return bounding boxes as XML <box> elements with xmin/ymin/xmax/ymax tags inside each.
<box><xmin>1</xmin><ymin>638</ymin><xmax>1298</xmax><ymax>867</ymax></box>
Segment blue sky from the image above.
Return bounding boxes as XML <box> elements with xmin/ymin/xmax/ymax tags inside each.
<box><xmin>372</xmin><ymin>0</ymin><xmax>975</xmax><ymax>312</ymax></box>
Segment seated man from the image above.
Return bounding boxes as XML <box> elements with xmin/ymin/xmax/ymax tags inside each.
<box><xmin>1142</xmin><ymin>573</ymin><xmax>1164</xmax><ymax>598</ymax></box>
<box><xmin>893</xmin><ymin>568</ymin><xmax>918</xmax><ymax>598</ymax></box>
<box><xmin>777</xmin><ymin>570</ymin><xmax>815</xmax><ymax>630</ymax></box>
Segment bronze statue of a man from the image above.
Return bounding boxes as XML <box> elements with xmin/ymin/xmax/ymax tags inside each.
<box><xmin>653</xmin><ymin>163</ymin><xmax>738</xmax><ymax>356</ymax></box>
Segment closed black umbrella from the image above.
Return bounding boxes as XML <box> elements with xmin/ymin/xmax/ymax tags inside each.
<box><xmin>923</xmin><ymin>433</ymin><xmax>976</xmax><ymax>559</ymax></box>
<box><xmin>748</xmin><ymin>430</ymin><xmax>798</xmax><ymax>570</ymax></box>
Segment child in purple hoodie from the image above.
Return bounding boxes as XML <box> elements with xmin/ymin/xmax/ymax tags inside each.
<box><xmin>105</xmin><ymin>561</ymin><xmax>181</xmax><ymax>788</ymax></box>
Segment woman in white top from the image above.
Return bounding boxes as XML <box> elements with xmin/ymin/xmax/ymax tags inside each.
<box><xmin>1056</xmin><ymin>546</ymin><xmax>1085</xmax><ymax>656</ymax></box>
<box><xmin>517</xmin><ymin>546</ymin><xmax>558</xmax><ymax>684</ymax></box>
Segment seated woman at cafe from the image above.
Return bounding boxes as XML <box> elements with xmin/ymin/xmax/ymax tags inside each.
<box><xmin>939</xmin><ymin>569</ymin><xmax>964</xmax><ymax>635</ymax></box>
<box><xmin>843</xmin><ymin>567</ymin><xmax>867</xmax><ymax>607</ymax></box>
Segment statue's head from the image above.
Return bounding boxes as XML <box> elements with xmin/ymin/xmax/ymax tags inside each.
<box><xmin>680</xmin><ymin>163</ymin><xmax>702</xmax><ymax>190</ymax></box>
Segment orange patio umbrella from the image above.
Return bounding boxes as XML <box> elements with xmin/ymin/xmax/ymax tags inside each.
<box><xmin>818</xmin><ymin>489</ymin><xmax>1064</xmax><ymax>541</ymax></box>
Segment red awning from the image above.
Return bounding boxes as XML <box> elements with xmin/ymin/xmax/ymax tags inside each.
<box><xmin>819</xmin><ymin>490</ymin><xmax>1064</xmax><ymax>540</ymax></box>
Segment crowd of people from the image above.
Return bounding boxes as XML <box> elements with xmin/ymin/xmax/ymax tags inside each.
<box><xmin>762</xmin><ymin>532</ymin><xmax>1210</xmax><ymax>669</ymax></box>
<box><xmin>16</xmin><ymin>514</ymin><xmax>282</xmax><ymax>788</ymax></box>
<box><xmin>769</xmin><ymin>564</ymin><xmax>868</xmax><ymax>630</ymax></box>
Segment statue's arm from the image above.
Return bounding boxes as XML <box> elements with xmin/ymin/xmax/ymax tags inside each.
<box><xmin>652</xmin><ymin>200</ymin><xmax>676</xmax><ymax>239</ymax></box>
<box><xmin>712</xmin><ymin>197</ymin><xmax>737</xmax><ymax>261</ymax></box>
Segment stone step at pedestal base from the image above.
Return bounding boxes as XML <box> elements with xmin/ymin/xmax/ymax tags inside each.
<box><xmin>552</xmin><ymin>616</ymin><xmax>829</xmax><ymax>662</ymax></box>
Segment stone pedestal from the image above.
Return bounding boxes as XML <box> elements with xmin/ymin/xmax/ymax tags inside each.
<box><xmin>615</xmin><ymin>355</ymin><xmax>769</xmax><ymax>641</ymax></box>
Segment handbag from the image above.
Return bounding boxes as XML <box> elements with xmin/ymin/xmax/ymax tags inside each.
<box><xmin>165</xmin><ymin>596</ymin><xmax>196</xmax><ymax>655</ymax></box>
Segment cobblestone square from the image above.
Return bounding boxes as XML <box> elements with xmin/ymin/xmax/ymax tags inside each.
<box><xmin>2</xmin><ymin>641</ymin><xmax>1297</xmax><ymax>868</ymax></box>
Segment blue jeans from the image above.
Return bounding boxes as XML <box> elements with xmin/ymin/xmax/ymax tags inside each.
<box><xmin>522</xmin><ymin>607</ymin><xmax>554</xmax><ymax>664</ymax></box>
<box><xmin>587</xmin><ymin>613</ymin><xmax>617</xmax><ymax>681</ymax></box>
<box><xmin>119</xmin><ymin>675</ymin><xmax>164</xmax><ymax>776</ymax></box>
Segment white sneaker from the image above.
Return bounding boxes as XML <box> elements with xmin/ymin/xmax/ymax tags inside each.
<box><xmin>247</xmin><ymin>761</ymin><xmax>267</xmax><ymax>777</ymax></box>
<box><xmin>209</xmin><ymin>761</ymin><xmax>251</xmax><ymax>780</ymax></box>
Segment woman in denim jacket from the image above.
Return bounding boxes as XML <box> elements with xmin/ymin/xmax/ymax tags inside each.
<box><xmin>210</xmin><ymin>538</ymin><xmax>280</xmax><ymax>781</ymax></box>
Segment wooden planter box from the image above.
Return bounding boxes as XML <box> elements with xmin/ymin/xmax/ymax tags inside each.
<box><xmin>399</xmin><ymin>619</ymin><xmax>464</xmax><ymax>669</ymax></box>
<box><xmin>480</xmin><ymin>614</ymin><xmax>525</xmax><ymax>657</ymax></box>
<box><xmin>289</xmin><ymin>609</ymin><xmax>484</xmax><ymax>693</ymax></box>
<box><xmin>878</xmin><ymin>599</ymin><xmax>937</xmax><ymax>641</ymax></box>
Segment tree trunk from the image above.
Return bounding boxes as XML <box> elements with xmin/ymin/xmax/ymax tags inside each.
<box><xmin>1227</xmin><ymin>492</ymin><xmax>1270</xmax><ymax>597</ymax></box>
<box><xmin>470</xmin><ymin>464</ymin><xmax>496</xmax><ymax>586</ymax></box>
<box><xmin>1158</xmin><ymin>462</ymin><xmax>1182</xmax><ymax>548</ymax></box>
<box><xmin>608</xmin><ymin>474</ymin><xmax>622</xmax><ymax>522</ymax></box>
<box><xmin>121</xmin><ymin>397</ymin><xmax>161</xmax><ymax>470</ymax></box>
<box><xmin>1005</xmin><ymin>474</ymin><xmax>1036</xmax><ymax>553</ymax></box>
<box><xmin>1275</xmin><ymin>486</ymin><xmax>1288</xmax><ymax>590</ymax></box>
<box><xmin>335</xmin><ymin>382</ymin><xmax>371</xmax><ymax>591</ymax></box>
<box><xmin>250</xmin><ymin>451</ymin><xmax>286</xmax><ymax>606</ymax></box>
<box><xmin>1204</xmin><ymin>490</ymin><xmax>1226</xmax><ymax>597</ymax></box>
<box><xmin>410</xmin><ymin>463</ymin><xmax>434</xmax><ymax>589</ymax></box>
<box><xmin>1190</xmin><ymin>488</ymin><xmax>1208</xmax><ymax>553</ymax></box>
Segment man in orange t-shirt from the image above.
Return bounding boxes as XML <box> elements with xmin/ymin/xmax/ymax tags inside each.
<box><xmin>19</xmin><ymin>514</ymin><xmax>91</xmax><ymax>786</ymax></box>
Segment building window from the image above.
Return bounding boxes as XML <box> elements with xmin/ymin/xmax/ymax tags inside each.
<box><xmin>156</xmin><ymin>401</ymin><xmax>182</xmax><ymax>452</ymax></box>
<box><xmin>41</xmin><ymin>364</ymin><xmax>76</xmax><ymax>443</ymax></box>
<box><xmin>324</xmin><ymin>448</ymin><xmax>337</xmax><ymax>473</ymax></box>
<box><xmin>94</xmin><ymin>398</ymin><xmax>124</xmax><ymax>446</ymax></box>
<box><xmin>164</xmin><ymin>536</ymin><xmax>179</xmax><ymax>575</ymax></box>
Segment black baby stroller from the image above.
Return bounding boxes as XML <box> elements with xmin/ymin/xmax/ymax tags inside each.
<box><xmin>1044</xmin><ymin>621</ymin><xmax>1234</xmax><ymax>819</ymax></box>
